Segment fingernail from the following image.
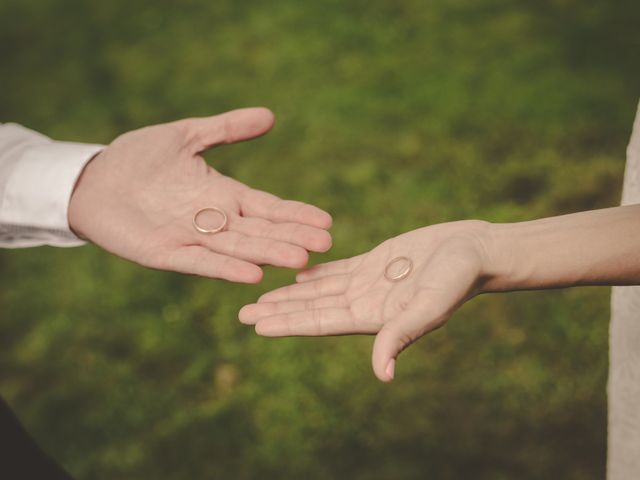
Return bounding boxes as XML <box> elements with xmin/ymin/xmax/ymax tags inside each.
<box><xmin>385</xmin><ymin>359</ymin><xmax>395</xmax><ymax>380</ymax></box>
<box><xmin>238</xmin><ymin>305</ymin><xmax>252</xmax><ymax>324</ymax></box>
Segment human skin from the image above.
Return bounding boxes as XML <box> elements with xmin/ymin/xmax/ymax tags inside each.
<box><xmin>239</xmin><ymin>204</ymin><xmax>640</xmax><ymax>381</ymax></box>
<box><xmin>68</xmin><ymin>107</ymin><xmax>333</xmax><ymax>283</ymax></box>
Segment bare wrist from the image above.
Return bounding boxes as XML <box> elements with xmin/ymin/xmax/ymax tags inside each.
<box><xmin>68</xmin><ymin>150</ymin><xmax>104</xmax><ymax>240</ymax></box>
<box><xmin>475</xmin><ymin>221</ymin><xmax>521</xmax><ymax>293</ymax></box>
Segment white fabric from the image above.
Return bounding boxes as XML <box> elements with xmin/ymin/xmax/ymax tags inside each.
<box><xmin>608</xmin><ymin>101</ymin><xmax>640</xmax><ymax>479</ymax></box>
<box><xmin>0</xmin><ymin>123</ymin><xmax>103</xmax><ymax>247</ymax></box>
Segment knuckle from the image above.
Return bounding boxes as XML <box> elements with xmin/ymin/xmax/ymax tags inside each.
<box><xmin>222</xmin><ymin>116</ymin><xmax>233</xmax><ymax>143</ymax></box>
<box><xmin>228</xmin><ymin>234</ymin><xmax>242</xmax><ymax>258</ymax></box>
<box><xmin>313</xmin><ymin>280</ymin><xmax>323</xmax><ymax>296</ymax></box>
<box><xmin>263</xmin><ymin>239</ymin><xmax>280</xmax><ymax>260</ymax></box>
<box><xmin>260</xmin><ymin>220</ymin><xmax>274</xmax><ymax>238</ymax></box>
<box><xmin>312</xmin><ymin>309</ymin><xmax>323</xmax><ymax>335</ymax></box>
<box><xmin>292</xmin><ymin>223</ymin><xmax>305</xmax><ymax>242</ymax></box>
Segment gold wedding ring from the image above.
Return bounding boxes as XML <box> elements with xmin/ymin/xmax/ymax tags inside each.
<box><xmin>193</xmin><ymin>207</ymin><xmax>228</xmax><ymax>234</ymax></box>
<box><xmin>384</xmin><ymin>256</ymin><xmax>413</xmax><ymax>282</ymax></box>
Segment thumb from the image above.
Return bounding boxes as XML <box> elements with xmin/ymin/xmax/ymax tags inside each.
<box><xmin>179</xmin><ymin>107</ymin><xmax>275</xmax><ymax>153</ymax></box>
<box><xmin>371</xmin><ymin>297</ymin><xmax>438</xmax><ymax>383</ymax></box>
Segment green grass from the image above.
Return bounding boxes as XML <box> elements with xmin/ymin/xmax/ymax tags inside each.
<box><xmin>1</xmin><ymin>0</ymin><xmax>638</xmax><ymax>478</ymax></box>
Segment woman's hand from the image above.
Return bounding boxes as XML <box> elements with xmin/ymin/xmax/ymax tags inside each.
<box><xmin>68</xmin><ymin>108</ymin><xmax>332</xmax><ymax>283</ymax></box>
<box><xmin>240</xmin><ymin>205</ymin><xmax>640</xmax><ymax>381</ymax></box>
<box><xmin>240</xmin><ymin>220</ymin><xmax>497</xmax><ymax>381</ymax></box>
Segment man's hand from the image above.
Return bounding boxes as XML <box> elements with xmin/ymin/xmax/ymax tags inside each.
<box><xmin>68</xmin><ymin>108</ymin><xmax>332</xmax><ymax>283</ymax></box>
<box><xmin>240</xmin><ymin>221</ymin><xmax>493</xmax><ymax>381</ymax></box>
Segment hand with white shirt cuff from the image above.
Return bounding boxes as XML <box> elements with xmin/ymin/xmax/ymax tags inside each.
<box><xmin>66</xmin><ymin>108</ymin><xmax>332</xmax><ymax>283</ymax></box>
<box><xmin>0</xmin><ymin>123</ymin><xmax>103</xmax><ymax>247</ymax></box>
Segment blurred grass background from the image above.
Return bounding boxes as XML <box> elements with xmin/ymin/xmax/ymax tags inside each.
<box><xmin>1</xmin><ymin>0</ymin><xmax>639</xmax><ymax>478</ymax></box>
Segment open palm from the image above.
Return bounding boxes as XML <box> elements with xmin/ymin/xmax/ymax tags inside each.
<box><xmin>68</xmin><ymin>108</ymin><xmax>332</xmax><ymax>283</ymax></box>
<box><xmin>240</xmin><ymin>221</ymin><xmax>491</xmax><ymax>380</ymax></box>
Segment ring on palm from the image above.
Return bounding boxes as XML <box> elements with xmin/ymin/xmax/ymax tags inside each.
<box><xmin>385</xmin><ymin>256</ymin><xmax>413</xmax><ymax>282</ymax></box>
<box><xmin>193</xmin><ymin>207</ymin><xmax>228</xmax><ymax>234</ymax></box>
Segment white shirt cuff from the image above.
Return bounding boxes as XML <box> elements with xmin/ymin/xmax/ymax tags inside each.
<box><xmin>0</xmin><ymin>141</ymin><xmax>104</xmax><ymax>247</ymax></box>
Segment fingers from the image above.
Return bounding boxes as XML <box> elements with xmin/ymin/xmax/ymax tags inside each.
<box><xmin>371</xmin><ymin>298</ymin><xmax>438</xmax><ymax>383</ymax></box>
<box><xmin>239</xmin><ymin>295</ymin><xmax>349</xmax><ymax>325</ymax></box>
<box><xmin>241</xmin><ymin>189</ymin><xmax>333</xmax><ymax>229</ymax></box>
<box><xmin>254</xmin><ymin>308</ymin><xmax>370</xmax><ymax>336</ymax></box>
<box><xmin>198</xmin><ymin>230</ymin><xmax>309</xmax><ymax>268</ymax></box>
<box><xmin>178</xmin><ymin>107</ymin><xmax>275</xmax><ymax>153</ymax></box>
<box><xmin>233</xmin><ymin>216</ymin><xmax>332</xmax><ymax>253</ymax></box>
<box><xmin>296</xmin><ymin>255</ymin><xmax>363</xmax><ymax>282</ymax></box>
<box><xmin>164</xmin><ymin>246</ymin><xmax>263</xmax><ymax>283</ymax></box>
<box><xmin>258</xmin><ymin>274</ymin><xmax>350</xmax><ymax>303</ymax></box>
